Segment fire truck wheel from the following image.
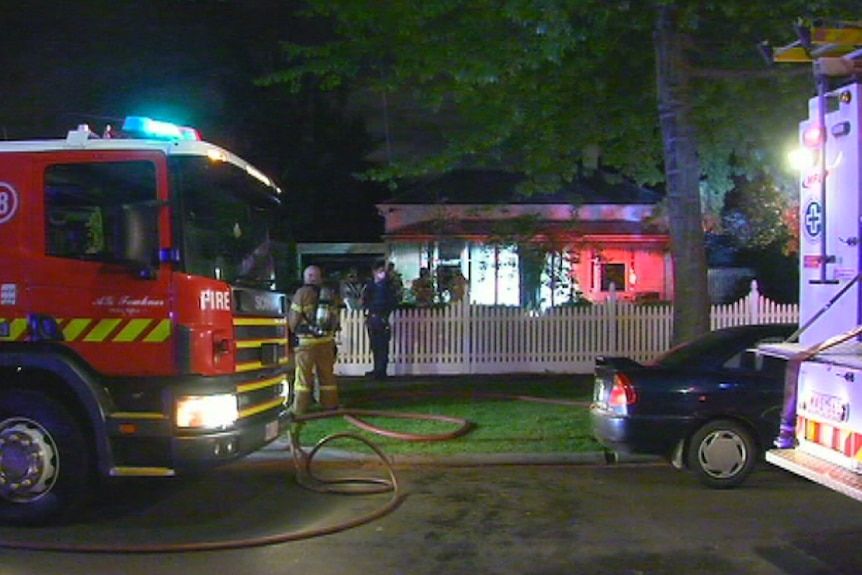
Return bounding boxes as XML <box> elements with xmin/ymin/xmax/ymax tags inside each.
<box><xmin>687</xmin><ymin>419</ymin><xmax>757</xmax><ymax>489</ymax></box>
<box><xmin>0</xmin><ymin>390</ymin><xmax>93</xmax><ymax>526</ymax></box>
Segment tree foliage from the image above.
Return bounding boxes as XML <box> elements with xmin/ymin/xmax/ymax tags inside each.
<box><xmin>723</xmin><ymin>175</ymin><xmax>799</xmax><ymax>254</ymax></box>
<box><xmin>0</xmin><ymin>0</ymin><xmax>389</xmax><ymax>245</ymax></box>
<box><xmin>270</xmin><ymin>0</ymin><xmax>858</xmax><ymax>342</ymax></box>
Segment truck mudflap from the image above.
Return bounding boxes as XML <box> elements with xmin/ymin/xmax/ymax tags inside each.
<box><xmin>767</xmin><ymin>448</ymin><xmax>862</xmax><ymax>502</ymax></box>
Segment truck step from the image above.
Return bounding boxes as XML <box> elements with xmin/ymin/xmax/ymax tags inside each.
<box><xmin>766</xmin><ymin>448</ymin><xmax>862</xmax><ymax>501</ymax></box>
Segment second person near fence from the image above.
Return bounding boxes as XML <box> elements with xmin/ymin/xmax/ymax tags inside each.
<box><xmin>361</xmin><ymin>259</ymin><xmax>399</xmax><ymax>379</ymax></box>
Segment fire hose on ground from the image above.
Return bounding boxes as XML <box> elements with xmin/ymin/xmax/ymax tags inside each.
<box><xmin>0</xmin><ymin>391</ymin><xmax>585</xmax><ymax>554</ymax></box>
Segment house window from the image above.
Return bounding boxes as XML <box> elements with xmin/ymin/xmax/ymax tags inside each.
<box><xmin>470</xmin><ymin>243</ymin><xmax>519</xmax><ymax>306</ymax></box>
<box><xmin>601</xmin><ymin>263</ymin><xmax>626</xmax><ymax>292</ymax></box>
<box><xmin>540</xmin><ymin>250</ymin><xmax>577</xmax><ymax>308</ymax></box>
<box><xmin>438</xmin><ymin>240</ymin><xmax>464</xmax><ymax>263</ymax></box>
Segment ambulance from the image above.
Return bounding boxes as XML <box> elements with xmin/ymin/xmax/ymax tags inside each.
<box><xmin>759</xmin><ymin>22</ymin><xmax>862</xmax><ymax>499</ymax></box>
<box><xmin>0</xmin><ymin>116</ymin><xmax>292</xmax><ymax>524</ymax></box>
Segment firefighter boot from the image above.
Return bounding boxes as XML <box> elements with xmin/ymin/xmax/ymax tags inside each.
<box><xmin>318</xmin><ymin>384</ymin><xmax>340</xmax><ymax>411</ymax></box>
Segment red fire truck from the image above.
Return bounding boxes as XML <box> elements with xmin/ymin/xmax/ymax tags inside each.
<box><xmin>758</xmin><ymin>22</ymin><xmax>862</xmax><ymax>498</ymax></box>
<box><xmin>0</xmin><ymin>116</ymin><xmax>292</xmax><ymax>525</ymax></box>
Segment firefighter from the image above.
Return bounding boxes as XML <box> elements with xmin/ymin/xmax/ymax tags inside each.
<box><xmin>288</xmin><ymin>265</ymin><xmax>340</xmax><ymax>414</ymax></box>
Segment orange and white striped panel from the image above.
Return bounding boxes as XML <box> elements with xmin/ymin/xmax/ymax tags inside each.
<box><xmin>799</xmin><ymin>416</ymin><xmax>862</xmax><ymax>461</ymax></box>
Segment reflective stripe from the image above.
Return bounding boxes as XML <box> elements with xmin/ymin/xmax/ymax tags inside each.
<box><xmin>239</xmin><ymin>397</ymin><xmax>284</xmax><ymax>419</ymax></box>
<box><xmin>114</xmin><ymin>318</ymin><xmax>153</xmax><ymax>342</ymax></box>
<box><xmin>0</xmin><ymin>318</ymin><xmax>28</xmax><ymax>341</ymax></box>
<box><xmin>63</xmin><ymin>318</ymin><xmax>92</xmax><ymax>340</ymax></box>
<box><xmin>143</xmin><ymin>319</ymin><xmax>171</xmax><ymax>342</ymax></box>
<box><xmin>296</xmin><ymin>335</ymin><xmax>335</xmax><ymax>346</ymax></box>
<box><xmin>800</xmin><ymin>415</ymin><xmax>862</xmax><ymax>460</ymax></box>
<box><xmin>83</xmin><ymin>319</ymin><xmax>122</xmax><ymax>342</ymax></box>
<box><xmin>234</xmin><ymin>317</ymin><xmax>286</xmax><ymax>327</ymax></box>
<box><xmin>0</xmin><ymin>317</ymin><xmax>172</xmax><ymax>343</ymax></box>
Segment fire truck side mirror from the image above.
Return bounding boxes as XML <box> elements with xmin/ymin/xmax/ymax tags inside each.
<box><xmin>113</xmin><ymin>204</ymin><xmax>160</xmax><ymax>277</ymax></box>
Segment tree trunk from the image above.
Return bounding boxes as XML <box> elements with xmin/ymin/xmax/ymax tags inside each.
<box><xmin>654</xmin><ymin>4</ymin><xmax>711</xmax><ymax>344</ymax></box>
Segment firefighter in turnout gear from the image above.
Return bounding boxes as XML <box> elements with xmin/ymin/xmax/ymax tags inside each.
<box><xmin>288</xmin><ymin>265</ymin><xmax>340</xmax><ymax>414</ymax></box>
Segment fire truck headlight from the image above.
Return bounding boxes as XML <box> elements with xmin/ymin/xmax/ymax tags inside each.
<box><xmin>175</xmin><ymin>394</ymin><xmax>238</xmax><ymax>429</ymax></box>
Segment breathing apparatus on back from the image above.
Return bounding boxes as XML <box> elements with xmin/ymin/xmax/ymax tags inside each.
<box><xmin>313</xmin><ymin>285</ymin><xmax>339</xmax><ymax>335</ymax></box>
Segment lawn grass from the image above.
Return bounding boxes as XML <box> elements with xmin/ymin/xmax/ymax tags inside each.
<box><xmin>292</xmin><ymin>375</ymin><xmax>604</xmax><ymax>456</ymax></box>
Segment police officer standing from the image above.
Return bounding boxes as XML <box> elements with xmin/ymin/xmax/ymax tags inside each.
<box><xmin>288</xmin><ymin>265</ymin><xmax>340</xmax><ymax>414</ymax></box>
<box><xmin>361</xmin><ymin>259</ymin><xmax>398</xmax><ymax>379</ymax></box>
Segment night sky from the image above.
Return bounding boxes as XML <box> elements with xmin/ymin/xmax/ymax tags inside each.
<box><xmin>0</xmin><ymin>0</ymin><xmax>390</xmax><ymax>242</ymax></box>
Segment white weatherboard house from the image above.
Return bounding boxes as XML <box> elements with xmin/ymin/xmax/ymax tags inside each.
<box><xmin>377</xmin><ymin>169</ymin><xmax>672</xmax><ymax>309</ymax></box>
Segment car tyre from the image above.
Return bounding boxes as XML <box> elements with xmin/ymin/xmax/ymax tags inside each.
<box><xmin>0</xmin><ymin>390</ymin><xmax>93</xmax><ymax>526</ymax></box>
<box><xmin>687</xmin><ymin>419</ymin><xmax>757</xmax><ymax>489</ymax></box>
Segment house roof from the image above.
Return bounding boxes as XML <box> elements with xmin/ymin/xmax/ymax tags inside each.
<box><xmin>383</xmin><ymin>169</ymin><xmax>664</xmax><ymax>205</ymax></box>
<box><xmin>384</xmin><ymin>219</ymin><xmax>669</xmax><ymax>242</ymax></box>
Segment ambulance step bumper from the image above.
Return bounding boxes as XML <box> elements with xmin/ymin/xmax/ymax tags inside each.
<box><xmin>766</xmin><ymin>448</ymin><xmax>862</xmax><ymax>502</ymax></box>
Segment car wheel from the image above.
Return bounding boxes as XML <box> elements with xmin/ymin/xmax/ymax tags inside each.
<box><xmin>687</xmin><ymin>419</ymin><xmax>757</xmax><ymax>489</ymax></box>
<box><xmin>0</xmin><ymin>390</ymin><xmax>93</xmax><ymax>526</ymax></box>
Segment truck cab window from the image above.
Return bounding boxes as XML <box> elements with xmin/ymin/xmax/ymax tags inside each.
<box><xmin>44</xmin><ymin>161</ymin><xmax>157</xmax><ymax>260</ymax></box>
<box><xmin>173</xmin><ymin>157</ymin><xmax>278</xmax><ymax>287</ymax></box>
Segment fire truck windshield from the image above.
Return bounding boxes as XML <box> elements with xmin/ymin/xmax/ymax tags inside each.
<box><xmin>173</xmin><ymin>156</ymin><xmax>281</xmax><ymax>288</ymax></box>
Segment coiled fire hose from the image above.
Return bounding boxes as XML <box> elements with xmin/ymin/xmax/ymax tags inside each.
<box><xmin>0</xmin><ymin>406</ymin><xmax>476</xmax><ymax>554</ymax></box>
<box><xmin>0</xmin><ymin>390</ymin><xmax>585</xmax><ymax>554</ymax></box>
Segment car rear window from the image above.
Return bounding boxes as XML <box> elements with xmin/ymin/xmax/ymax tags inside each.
<box><xmin>653</xmin><ymin>327</ymin><xmax>792</xmax><ymax>369</ymax></box>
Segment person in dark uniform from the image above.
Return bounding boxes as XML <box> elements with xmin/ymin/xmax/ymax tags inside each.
<box><xmin>361</xmin><ymin>259</ymin><xmax>398</xmax><ymax>379</ymax></box>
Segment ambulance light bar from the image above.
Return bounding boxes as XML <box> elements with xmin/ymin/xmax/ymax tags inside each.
<box><xmin>120</xmin><ymin>116</ymin><xmax>201</xmax><ymax>141</ymax></box>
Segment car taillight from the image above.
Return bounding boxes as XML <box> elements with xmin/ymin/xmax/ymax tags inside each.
<box><xmin>608</xmin><ymin>374</ymin><xmax>637</xmax><ymax>407</ymax></box>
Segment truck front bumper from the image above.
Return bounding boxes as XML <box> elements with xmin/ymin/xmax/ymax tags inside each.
<box><xmin>108</xmin><ymin>408</ymin><xmax>290</xmax><ymax>476</ymax></box>
<box><xmin>172</xmin><ymin>408</ymin><xmax>290</xmax><ymax>470</ymax></box>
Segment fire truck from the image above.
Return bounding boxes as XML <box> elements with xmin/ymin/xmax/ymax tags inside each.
<box><xmin>757</xmin><ymin>22</ymin><xmax>862</xmax><ymax>499</ymax></box>
<box><xmin>0</xmin><ymin>116</ymin><xmax>292</xmax><ymax>524</ymax></box>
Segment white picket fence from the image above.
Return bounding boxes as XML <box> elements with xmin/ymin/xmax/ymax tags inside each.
<box><xmin>333</xmin><ymin>281</ymin><xmax>799</xmax><ymax>376</ymax></box>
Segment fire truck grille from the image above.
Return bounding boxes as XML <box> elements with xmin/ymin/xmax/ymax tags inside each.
<box><xmin>233</xmin><ymin>317</ymin><xmax>289</xmax><ymax>372</ymax></box>
<box><xmin>236</xmin><ymin>378</ymin><xmax>285</xmax><ymax>417</ymax></box>
<box><xmin>234</xmin><ymin>323</ymin><xmax>287</xmax><ymax>340</ymax></box>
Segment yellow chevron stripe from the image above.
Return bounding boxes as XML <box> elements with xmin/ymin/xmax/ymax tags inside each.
<box><xmin>113</xmin><ymin>318</ymin><xmax>152</xmax><ymax>342</ymax></box>
<box><xmin>0</xmin><ymin>318</ymin><xmax>27</xmax><ymax>341</ymax></box>
<box><xmin>10</xmin><ymin>318</ymin><xmax>27</xmax><ymax>340</ymax></box>
<box><xmin>83</xmin><ymin>318</ymin><xmax>122</xmax><ymax>342</ymax></box>
<box><xmin>143</xmin><ymin>319</ymin><xmax>171</xmax><ymax>342</ymax></box>
<box><xmin>63</xmin><ymin>318</ymin><xmax>92</xmax><ymax>341</ymax></box>
<box><xmin>0</xmin><ymin>316</ymin><xmax>169</xmax><ymax>344</ymax></box>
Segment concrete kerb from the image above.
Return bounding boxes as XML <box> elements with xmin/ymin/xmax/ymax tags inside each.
<box><xmin>250</xmin><ymin>437</ymin><xmax>660</xmax><ymax>467</ymax></box>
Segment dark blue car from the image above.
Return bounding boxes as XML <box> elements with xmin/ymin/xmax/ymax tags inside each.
<box><xmin>590</xmin><ymin>323</ymin><xmax>795</xmax><ymax>488</ymax></box>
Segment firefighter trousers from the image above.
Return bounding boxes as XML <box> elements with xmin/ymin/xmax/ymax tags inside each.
<box><xmin>293</xmin><ymin>338</ymin><xmax>339</xmax><ymax>414</ymax></box>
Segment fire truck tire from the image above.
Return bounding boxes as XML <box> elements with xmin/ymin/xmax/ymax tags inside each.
<box><xmin>687</xmin><ymin>419</ymin><xmax>757</xmax><ymax>489</ymax></box>
<box><xmin>0</xmin><ymin>390</ymin><xmax>93</xmax><ymax>526</ymax></box>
